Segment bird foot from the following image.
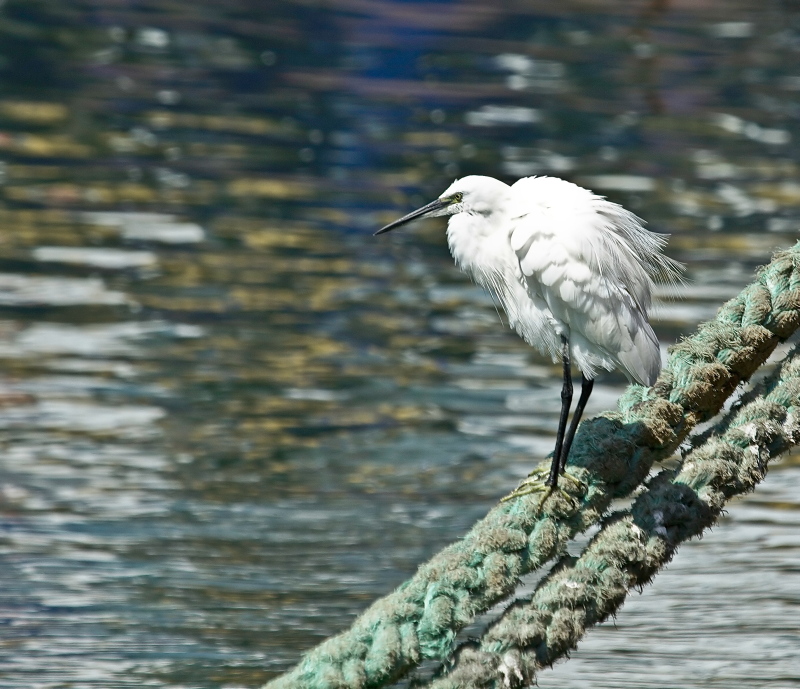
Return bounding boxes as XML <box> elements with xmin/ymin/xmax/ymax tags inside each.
<box><xmin>501</xmin><ymin>467</ymin><xmax>550</xmax><ymax>502</ymax></box>
<box><xmin>502</xmin><ymin>468</ymin><xmax>586</xmax><ymax>512</ymax></box>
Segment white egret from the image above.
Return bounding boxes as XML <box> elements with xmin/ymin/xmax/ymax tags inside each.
<box><xmin>375</xmin><ymin>175</ymin><xmax>683</xmax><ymax>493</ymax></box>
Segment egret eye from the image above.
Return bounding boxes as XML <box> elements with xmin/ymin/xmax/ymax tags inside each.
<box><xmin>451</xmin><ymin>192</ymin><xmax>463</xmax><ymax>203</ymax></box>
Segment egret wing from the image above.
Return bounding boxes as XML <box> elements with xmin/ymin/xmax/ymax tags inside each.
<box><xmin>508</xmin><ymin>177</ymin><xmax>666</xmax><ymax>384</ymax></box>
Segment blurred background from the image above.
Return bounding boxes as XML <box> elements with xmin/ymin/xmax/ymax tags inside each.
<box><xmin>0</xmin><ymin>1</ymin><xmax>798</xmax><ymax>687</ymax></box>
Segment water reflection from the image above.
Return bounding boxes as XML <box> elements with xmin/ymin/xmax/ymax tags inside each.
<box><xmin>0</xmin><ymin>1</ymin><xmax>799</xmax><ymax>687</ymax></box>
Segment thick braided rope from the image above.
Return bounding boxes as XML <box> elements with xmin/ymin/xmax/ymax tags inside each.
<box><xmin>427</xmin><ymin>345</ymin><xmax>800</xmax><ymax>689</ymax></box>
<box><xmin>264</xmin><ymin>243</ymin><xmax>800</xmax><ymax>689</ymax></box>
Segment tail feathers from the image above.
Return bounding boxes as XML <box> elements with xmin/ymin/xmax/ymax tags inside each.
<box><xmin>617</xmin><ymin>322</ymin><xmax>661</xmax><ymax>386</ymax></box>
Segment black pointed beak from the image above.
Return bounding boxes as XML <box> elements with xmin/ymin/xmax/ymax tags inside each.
<box><xmin>374</xmin><ymin>198</ymin><xmax>449</xmax><ymax>236</ymax></box>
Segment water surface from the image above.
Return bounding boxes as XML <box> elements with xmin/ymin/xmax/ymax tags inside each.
<box><xmin>0</xmin><ymin>1</ymin><xmax>799</xmax><ymax>687</ymax></box>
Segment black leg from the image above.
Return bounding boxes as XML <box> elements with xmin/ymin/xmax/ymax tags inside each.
<box><xmin>559</xmin><ymin>374</ymin><xmax>594</xmax><ymax>474</ymax></box>
<box><xmin>546</xmin><ymin>336</ymin><xmax>572</xmax><ymax>487</ymax></box>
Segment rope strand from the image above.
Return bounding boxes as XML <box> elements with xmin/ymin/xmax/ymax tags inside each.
<box><xmin>426</xmin><ymin>344</ymin><xmax>800</xmax><ymax>689</ymax></box>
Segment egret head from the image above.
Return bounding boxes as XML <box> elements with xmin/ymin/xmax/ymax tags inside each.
<box><xmin>374</xmin><ymin>175</ymin><xmax>510</xmax><ymax>235</ymax></box>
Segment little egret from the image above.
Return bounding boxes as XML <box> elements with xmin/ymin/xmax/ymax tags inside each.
<box><xmin>375</xmin><ymin>175</ymin><xmax>683</xmax><ymax>494</ymax></box>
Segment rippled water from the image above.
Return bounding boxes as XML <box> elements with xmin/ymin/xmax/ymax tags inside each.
<box><xmin>0</xmin><ymin>2</ymin><xmax>799</xmax><ymax>687</ymax></box>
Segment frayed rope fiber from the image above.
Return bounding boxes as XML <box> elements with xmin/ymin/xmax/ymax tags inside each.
<box><xmin>264</xmin><ymin>242</ymin><xmax>800</xmax><ymax>689</ymax></box>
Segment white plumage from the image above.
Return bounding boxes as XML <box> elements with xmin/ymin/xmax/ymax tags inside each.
<box><xmin>376</xmin><ymin>174</ymin><xmax>683</xmax><ymax>488</ymax></box>
<box><xmin>440</xmin><ymin>175</ymin><xmax>681</xmax><ymax>385</ymax></box>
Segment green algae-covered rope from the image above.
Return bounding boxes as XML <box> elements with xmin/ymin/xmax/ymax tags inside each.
<box><xmin>264</xmin><ymin>242</ymin><xmax>800</xmax><ymax>689</ymax></box>
<box><xmin>427</xmin><ymin>344</ymin><xmax>800</xmax><ymax>689</ymax></box>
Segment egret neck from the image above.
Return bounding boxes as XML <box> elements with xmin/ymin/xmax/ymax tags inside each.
<box><xmin>444</xmin><ymin>177</ymin><xmax>513</xmax><ymax>278</ymax></box>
